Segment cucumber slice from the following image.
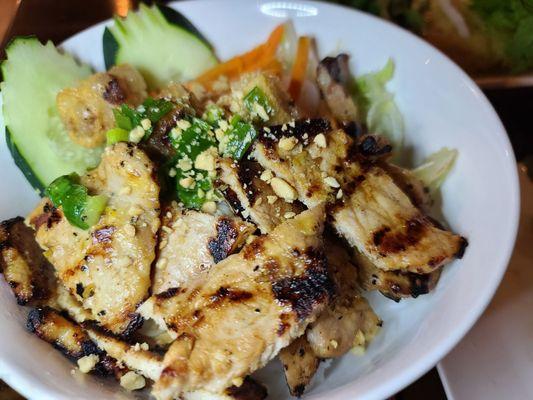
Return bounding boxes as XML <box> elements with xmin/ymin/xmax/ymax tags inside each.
<box><xmin>103</xmin><ymin>4</ymin><xmax>218</xmax><ymax>89</ymax></box>
<box><xmin>1</xmin><ymin>37</ymin><xmax>103</xmax><ymax>194</ymax></box>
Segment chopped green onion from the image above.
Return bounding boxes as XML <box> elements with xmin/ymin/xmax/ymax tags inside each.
<box><xmin>170</xmin><ymin>117</ymin><xmax>218</xmax><ymax>209</ymax></box>
<box><xmin>203</xmin><ymin>104</ymin><xmax>224</xmax><ymax>126</ymax></box>
<box><xmin>106</xmin><ymin>128</ymin><xmax>129</xmax><ymax>145</ymax></box>
<box><xmin>243</xmin><ymin>86</ymin><xmax>273</xmax><ymax>121</ymax></box>
<box><xmin>113</xmin><ymin>97</ymin><xmax>174</xmax><ymax>140</ymax></box>
<box><xmin>222</xmin><ymin>120</ymin><xmax>257</xmax><ymax>160</ymax></box>
<box><xmin>46</xmin><ymin>174</ymin><xmax>108</xmax><ymax>230</ymax></box>
<box><xmin>175</xmin><ymin>169</ymin><xmax>213</xmax><ymax>210</ymax></box>
<box><xmin>170</xmin><ymin>118</ymin><xmax>216</xmax><ymax>161</ymax></box>
<box><xmin>142</xmin><ymin>97</ymin><xmax>174</xmax><ymax>123</ymax></box>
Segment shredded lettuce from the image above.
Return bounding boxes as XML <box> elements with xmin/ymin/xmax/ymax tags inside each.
<box><xmin>471</xmin><ymin>0</ymin><xmax>533</xmax><ymax>72</ymax></box>
<box><xmin>352</xmin><ymin>59</ymin><xmax>405</xmax><ymax>154</ymax></box>
<box><xmin>412</xmin><ymin>147</ymin><xmax>458</xmax><ymax>193</ymax></box>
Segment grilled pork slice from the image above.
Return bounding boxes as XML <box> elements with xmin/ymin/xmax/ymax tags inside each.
<box><xmin>217</xmin><ymin>166</ymin><xmax>380</xmax><ymax>395</ymax></box>
<box><xmin>331</xmin><ymin>166</ymin><xmax>466</xmax><ymax>273</ymax></box>
<box><xmin>57</xmin><ymin>64</ymin><xmax>147</xmax><ymax>148</ymax></box>
<box><xmin>139</xmin><ymin>205</ymin><xmax>254</xmax><ymax>333</ymax></box>
<box><xmin>381</xmin><ymin>163</ymin><xmax>431</xmax><ymax>212</ymax></box>
<box><xmin>0</xmin><ymin>217</ymin><xmax>55</xmax><ymax>305</ymax></box>
<box><xmin>218</xmin><ymin>158</ymin><xmax>305</xmax><ymax>233</ymax></box>
<box><xmin>28</xmin><ymin>143</ymin><xmax>160</xmax><ymax>336</ymax></box>
<box><xmin>279</xmin><ymin>239</ymin><xmax>381</xmax><ymax>396</ymax></box>
<box><xmin>253</xmin><ymin>122</ymin><xmax>466</xmax><ymax>274</ymax></box>
<box><xmin>355</xmin><ymin>250</ymin><xmax>441</xmax><ymax>301</ymax></box>
<box><xmin>88</xmin><ymin>330</ymin><xmax>267</xmax><ymax>400</ymax></box>
<box><xmin>153</xmin><ymin>206</ymin><xmax>332</xmax><ymax>398</ymax></box>
<box><xmin>87</xmin><ymin>329</ymin><xmax>163</xmax><ymax>380</ymax></box>
<box><xmin>279</xmin><ymin>336</ymin><xmax>320</xmax><ymax>397</ymax></box>
<box><xmin>316</xmin><ymin>54</ymin><xmax>359</xmax><ymax>123</ymax></box>
<box><xmin>27</xmin><ymin>307</ymin><xmax>99</xmax><ymax>360</ymax></box>
<box><xmin>306</xmin><ymin>239</ymin><xmax>381</xmax><ymax>359</ymax></box>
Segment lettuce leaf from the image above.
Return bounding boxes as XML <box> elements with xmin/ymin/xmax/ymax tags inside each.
<box><xmin>412</xmin><ymin>147</ymin><xmax>458</xmax><ymax>193</ymax></box>
<box><xmin>352</xmin><ymin>59</ymin><xmax>405</xmax><ymax>154</ymax></box>
<box><xmin>471</xmin><ymin>0</ymin><xmax>533</xmax><ymax>72</ymax></box>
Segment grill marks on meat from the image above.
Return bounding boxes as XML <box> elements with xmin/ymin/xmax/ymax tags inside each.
<box><xmin>279</xmin><ymin>336</ymin><xmax>320</xmax><ymax>397</ymax></box>
<box><xmin>218</xmin><ymin>158</ymin><xmax>305</xmax><ymax>233</ymax></box>
<box><xmin>139</xmin><ymin>206</ymin><xmax>254</xmax><ymax>337</ymax></box>
<box><xmin>306</xmin><ymin>239</ymin><xmax>381</xmax><ymax>359</ymax></box>
<box><xmin>221</xmin><ymin>162</ymin><xmax>381</xmax><ymax>396</ymax></box>
<box><xmin>152</xmin><ymin>206</ymin><xmax>330</xmax><ymax>398</ymax></box>
<box><xmin>333</xmin><ymin>166</ymin><xmax>466</xmax><ymax>273</ymax></box>
<box><xmin>355</xmin><ymin>249</ymin><xmax>442</xmax><ymax>301</ymax></box>
<box><xmin>253</xmin><ymin>127</ymin><xmax>466</xmax><ymax>275</ymax></box>
<box><xmin>27</xmin><ymin>307</ymin><xmax>99</xmax><ymax>360</ymax></box>
<box><xmin>141</xmin><ymin>107</ymin><xmax>183</xmax><ymax>162</ymax></box>
<box><xmin>27</xmin><ymin>143</ymin><xmax>160</xmax><ymax>336</ymax></box>
<box><xmin>0</xmin><ymin>217</ymin><xmax>55</xmax><ymax>305</ymax></box>
<box><xmin>208</xmin><ymin>217</ymin><xmax>253</xmax><ymax>264</ymax></box>
<box><xmin>278</xmin><ymin>239</ymin><xmax>381</xmax><ymax>396</ymax></box>
<box><xmin>272</xmin><ymin>246</ymin><xmax>334</xmax><ymax>321</ymax></box>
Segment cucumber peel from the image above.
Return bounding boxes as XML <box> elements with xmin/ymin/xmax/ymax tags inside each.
<box><xmin>104</xmin><ymin>4</ymin><xmax>218</xmax><ymax>89</ymax></box>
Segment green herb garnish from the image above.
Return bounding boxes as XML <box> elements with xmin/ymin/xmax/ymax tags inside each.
<box><xmin>46</xmin><ymin>174</ymin><xmax>107</xmax><ymax>230</ymax></box>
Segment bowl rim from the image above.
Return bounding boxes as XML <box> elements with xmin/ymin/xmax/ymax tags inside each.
<box><xmin>0</xmin><ymin>1</ymin><xmax>520</xmax><ymax>399</ymax></box>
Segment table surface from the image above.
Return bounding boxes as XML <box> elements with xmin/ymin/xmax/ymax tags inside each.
<box><xmin>0</xmin><ymin>1</ymin><xmax>531</xmax><ymax>399</ymax></box>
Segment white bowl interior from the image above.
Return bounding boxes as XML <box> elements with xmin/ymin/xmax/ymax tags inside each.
<box><xmin>0</xmin><ymin>1</ymin><xmax>519</xmax><ymax>400</ymax></box>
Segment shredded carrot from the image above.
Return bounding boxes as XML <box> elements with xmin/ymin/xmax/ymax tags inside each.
<box><xmin>193</xmin><ymin>24</ymin><xmax>285</xmax><ymax>88</ymax></box>
<box><xmin>288</xmin><ymin>36</ymin><xmax>311</xmax><ymax>100</ymax></box>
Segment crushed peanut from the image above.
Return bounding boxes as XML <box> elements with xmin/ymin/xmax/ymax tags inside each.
<box><xmin>129</xmin><ymin>126</ymin><xmax>145</xmax><ymax>143</ymax></box>
<box><xmin>177</xmin><ymin>119</ymin><xmax>192</xmax><ymax>130</ymax></box>
<box><xmin>260</xmin><ymin>169</ymin><xmax>274</xmax><ymax>182</ymax></box>
<box><xmin>177</xmin><ymin>157</ymin><xmax>193</xmax><ymax>171</ymax></box>
<box><xmin>278</xmin><ymin>136</ymin><xmax>298</xmax><ymax>151</ymax></box>
<box><xmin>120</xmin><ymin>371</ymin><xmax>146</xmax><ymax>391</ymax></box>
<box><xmin>201</xmin><ymin>201</ymin><xmax>217</xmax><ymax>214</ymax></box>
<box><xmin>336</xmin><ymin>189</ymin><xmax>343</xmax><ymax>199</ymax></box>
<box><xmin>231</xmin><ymin>377</ymin><xmax>244</xmax><ymax>387</ymax></box>
<box><xmin>284</xmin><ymin>212</ymin><xmax>296</xmax><ymax>219</ymax></box>
<box><xmin>270</xmin><ymin>177</ymin><xmax>297</xmax><ymax>202</ymax></box>
<box><xmin>194</xmin><ymin>148</ymin><xmax>217</xmax><ymax>171</ymax></box>
<box><xmin>77</xmin><ymin>354</ymin><xmax>99</xmax><ymax>374</ymax></box>
<box><xmin>313</xmin><ymin>133</ymin><xmax>327</xmax><ymax>148</ymax></box>
<box><xmin>267</xmin><ymin>195</ymin><xmax>278</xmax><ymax>204</ymax></box>
<box><xmin>140</xmin><ymin>118</ymin><xmax>151</xmax><ymax>130</ymax></box>
<box><xmin>324</xmin><ymin>176</ymin><xmax>340</xmax><ymax>188</ymax></box>
<box><xmin>179</xmin><ymin>177</ymin><xmax>194</xmax><ymax>189</ymax></box>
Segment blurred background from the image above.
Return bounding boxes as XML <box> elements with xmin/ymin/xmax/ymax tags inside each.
<box><xmin>0</xmin><ymin>1</ymin><xmax>531</xmax><ymax>399</ymax></box>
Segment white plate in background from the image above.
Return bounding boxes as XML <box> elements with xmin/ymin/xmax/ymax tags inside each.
<box><xmin>0</xmin><ymin>1</ymin><xmax>520</xmax><ymax>399</ymax></box>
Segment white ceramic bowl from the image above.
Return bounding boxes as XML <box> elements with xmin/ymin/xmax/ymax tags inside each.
<box><xmin>0</xmin><ymin>1</ymin><xmax>520</xmax><ymax>399</ymax></box>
